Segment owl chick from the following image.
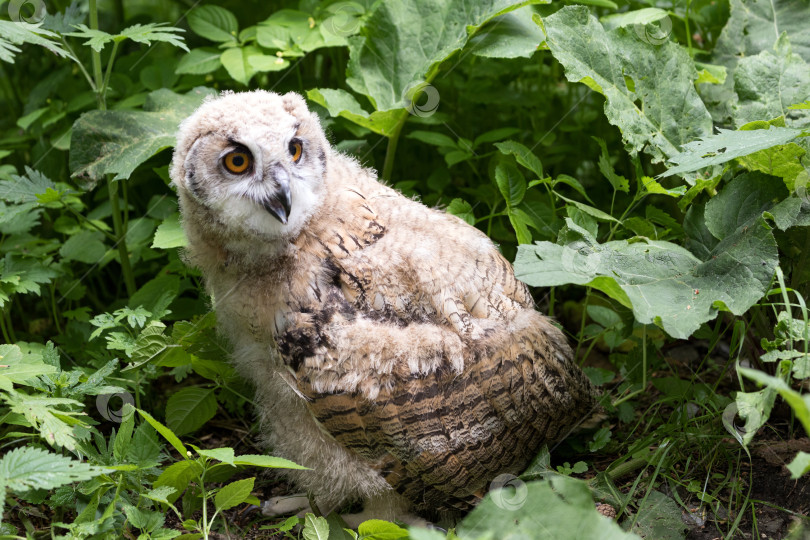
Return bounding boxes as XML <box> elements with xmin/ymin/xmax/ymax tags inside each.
<box><xmin>170</xmin><ymin>90</ymin><xmax>599</xmax><ymax>524</ymax></box>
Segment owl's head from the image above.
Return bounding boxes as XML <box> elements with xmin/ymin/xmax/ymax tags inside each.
<box><xmin>170</xmin><ymin>90</ymin><xmax>329</xmax><ymax>241</ymax></box>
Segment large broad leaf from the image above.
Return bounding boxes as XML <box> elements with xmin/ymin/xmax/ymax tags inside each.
<box><xmin>345</xmin><ymin>0</ymin><xmax>546</xmax><ymax>112</ymax></box>
<box><xmin>469</xmin><ymin>6</ymin><xmax>545</xmax><ymax>59</ymax></box>
<box><xmin>538</xmin><ymin>7</ymin><xmax>712</xmax><ymax>167</ymax></box>
<box><xmin>659</xmin><ymin>124</ymin><xmax>806</xmax><ymax>178</ymax></box>
<box><xmin>514</xmin><ymin>173</ymin><xmax>790</xmax><ymax>339</ymax></box>
<box><xmin>702</xmin><ymin>0</ymin><xmax>810</xmax><ymax>124</ymax></box>
<box><xmin>456</xmin><ymin>475</ymin><xmax>638</xmax><ymax>540</ymax></box>
<box><xmin>732</xmin><ymin>34</ymin><xmax>810</xmax><ymax>127</ymax></box>
<box><xmin>69</xmin><ymin>87</ymin><xmax>217</xmax><ymax>185</ymax></box>
<box><xmin>307</xmin><ymin>88</ymin><xmax>402</xmax><ymax>136</ymax></box>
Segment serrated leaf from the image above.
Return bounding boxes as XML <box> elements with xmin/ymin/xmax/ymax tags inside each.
<box><xmin>0</xmin><ymin>20</ymin><xmax>68</xmax><ymax>64</ymax></box>
<box><xmin>153</xmin><ymin>213</ymin><xmax>188</xmax><ymax>249</ymax></box>
<box><xmin>0</xmin><ymin>344</ymin><xmax>57</xmax><ymax>388</ymax></box>
<box><xmin>187</xmin><ymin>6</ymin><xmax>238</xmax><ymax>43</ymax></box>
<box><xmin>495</xmin><ymin>159</ymin><xmax>526</xmax><ymax>206</ymax></box>
<box><xmin>446</xmin><ymin>198</ymin><xmax>476</xmax><ymax>226</ymax></box>
<box><xmin>540</xmin><ymin>7</ymin><xmax>712</xmax><ymax>167</ymax></box>
<box><xmin>214</xmin><ymin>477</ymin><xmax>254</xmax><ymax>511</ymax></box>
<box><xmin>59</xmin><ymin>230</ymin><xmax>107</xmax><ymax>264</ymax></box>
<box><xmin>70</xmin><ymin>87</ymin><xmax>216</xmax><ymax>184</ymax></box>
<box><xmin>0</xmin><ymin>447</ymin><xmax>107</xmax><ymax>492</ymax></box>
<box><xmin>166</xmin><ymin>387</ymin><xmax>217</xmax><ymax>436</ymax></box>
<box><xmin>196</xmin><ymin>447</ymin><xmax>235</xmax><ymax>465</ymax></box>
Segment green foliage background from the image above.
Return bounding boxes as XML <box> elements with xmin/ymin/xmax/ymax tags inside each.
<box><xmin>1</xmin><ymin>0</ymin><xmax>809</xmax><ymax>538</ymax></box>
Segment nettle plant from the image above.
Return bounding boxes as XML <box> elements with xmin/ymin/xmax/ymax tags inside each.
<box><xmin>0</xmin><ymin>0</ymin><xmax>809</xmax><ymax>538</ymax></box>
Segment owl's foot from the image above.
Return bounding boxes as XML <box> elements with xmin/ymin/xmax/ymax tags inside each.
<box><xmin>261</xmin><ymin>494</ymin><xmax>310</xmax><ymax>517</ymax></box>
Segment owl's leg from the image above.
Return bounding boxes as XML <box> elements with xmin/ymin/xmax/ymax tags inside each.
<box><xmin>261</xmin><ymin>494</ymin><xmax>309</xmax><ymax>517</ymax></box>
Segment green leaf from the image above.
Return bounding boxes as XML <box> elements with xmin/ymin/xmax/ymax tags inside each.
<box><xmin>539</xmin><ymin>7</ymin><xmax>712</xmax><ymax>166</ymax></box>
<box><xmin>187</xmin><ymin>5</ymin><xmax>238</xmax><ymax>43</ymax></box>
<box><xmin>59</xmin><ymin>230</ymin><xmax>107</xmax><ymax>264</ymax></box>
<box><xmin>704</xmin><ymin>172</ymin><xmax>787</xmax><ymax>240</ymax></box>
<box><xmin>458</xmin><ymin>476</ymin><xmax>637</xmax><ymax>539</ymax></box>
<box><xmin>196</xmin><ymin>447</ymin><xmax>235</xmax><ymax>465</ymax></box>
<box><xmin>231</xmin><ymin>454</ymin><xmax>308</xmax><ymax>470</ymax></box>
<box><xmin>495</xmin><ymin>140</ymin><xmax>544</xmax><ymax>179</ymax></box>
<box><xmin>302</xmin><ymin>514</ymin><xmax>330</xmax><ymax>540</ymax></box>
<box><xmin>509</xmin><ymin>207</ymin><xmax>534</xmax><ymax>244</ymax></box>
<box><xmin>0</xmin><ymin>446</ymin><xmax>107</xmax><ymax>492</ymax></box>
<box><xmin>739</xmin><ymin>366</ymin><xmax>810</xmax><ymax>437</ymax></box>
<box><xmin>70</xmin><ymin>87</ymin><xmax>217</xmax><ymax>184</ymax></box>
<box><xmin>307</xmin><ymin>88</ymin><xmax>402</xmax><ymax>137</ymax></box>
<box><xmin>153</xmin><ymin>213</ymin><xmax>188</xmax><ymax>249</ymax></box>
<box><xmin>248</xmin><ymin>54</ymin><xmax>291</xmax><ymax>72</ymax></box>
<box><xmin>732</xmin><ymin>34</ymin><xmax>810</xmax><ymax>128</ymax></box>
<box><xmin>702</xmin><ymin>0</ymin><xmax>810</xmax><ymax>124</ymax></box>
<box><xmin>787</xmin><ymin>452</ymin><xmax>810</xmax><ymax>478</ymax></box>
<box><xmin>514</xmin><ymin>211</ymin><xmax>778</xmax><ymax>339</ymax></box>
<box><xmin>594</xmin><ymin>137</ymin><xmax>629</xmax><ymax>192</ymax></box>
<box><xmin>0</xmin><ymin>344</ymin><xmax>57</xmax><ymax>390</ymax></box>
<box><xmin>659</xmin><ymin>125</ymin><xmax>805</xmax><ymax>178</ymax></box>
<box><xmin>166</xmin><ymin>387</ymin><xmax>217</xmax><ymax>437</ymax></box>
<box><xmin>600</xmin><ymin>8</ymin><xmax>669</xmax><ymax>30</ymax></box>
<box><xmin>68</xmin><ymin>23</ymin><xmax>187</xmax><ymax>52</ymax></box>
<box><xmin>630</xmin><ymin>490</ymin><xmax>687</xmax><ymax>540</ymax></box>
<box><xmin>136</xmin><ymin>408</ymin><xmax>188</xmax><ymax>457</ymax></box>
<box><xmin>495</xmin><ymin>159</ymin><xmax>527</xmax><ymax>206</ymax></box>
<box><xmin>214</xmin><ymin>477</ymin><xmax>254</xmax><ymax>511</ymax></box>
<box><xmin>220</xmin><ymin>45</ymin><xmax>261</xmax><ymax>85</ymax></box>
<box><xmin>446</xmin><ymin>198</ymin><xmax>476</xmax><ymax>226</ymax></box>
<box><xmin>346</xmin><ymin>0</ymin><xmax>546</xmax><ymax>112</ymax></box>
<box><xmin>0</xmin><ymin>20</ymin><xmax>68</xmax><ymax>64</ymax></box>
<box><xmin>469</xmin><ymin>6</ymin><xmax>546</xmax><ymax>59</ymax></box>
<box><xmin>407</xmin><ymin>130</ymin><xmax>458</xmax><ymax>148</ymax></box>
<box><xmin>357</xmin><ymin>519</ymin><xmax>409</xmax><ymax>539</ymax></box>
<box><xmin>176</xmin><ymin>48</ymin><xmax>222</xmax><ymax>75</ymax></box>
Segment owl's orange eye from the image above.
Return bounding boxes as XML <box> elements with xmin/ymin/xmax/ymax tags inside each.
<box><xmin>289</xmin><ymin>139</ymin><xmax>303</xmax><ymax>163</ymax></box>
<box><xmin>224</xmin><ymin>151</ymin><xmax>251</xmax><ymax>174</ymax></box>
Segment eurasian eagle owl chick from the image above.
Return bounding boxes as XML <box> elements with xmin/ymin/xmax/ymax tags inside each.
<box><xmin>170</xmin><ymin>90</ymin><xmax>599</xmax><ymax>523</ymax></box>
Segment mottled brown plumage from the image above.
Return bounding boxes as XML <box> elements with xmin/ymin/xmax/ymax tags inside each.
<box><xmin>170</xmin><ymin>90</ymin><xmax>599</xmax><ymax>522</ymax></box>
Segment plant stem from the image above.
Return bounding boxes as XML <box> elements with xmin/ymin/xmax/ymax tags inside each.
<box><xmin>88</xmin><ymin>0</ymin><xmax>135</xmax><ymax>297</ymax></box>
<box><xmin>381</xmin><ymin>111</ymin><xmax>408</xmax><ymax>181</ymax></box>
<box><xmin>109</xmin><ymin>177</ymin><xmax>137</xmax><ymax>297</ymax></box>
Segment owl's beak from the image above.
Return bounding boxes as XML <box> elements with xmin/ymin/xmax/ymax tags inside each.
<box><xmin>261</xmin><ymin>168</ymin><xmax>292</xmax><ymax>225</ymax></box>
